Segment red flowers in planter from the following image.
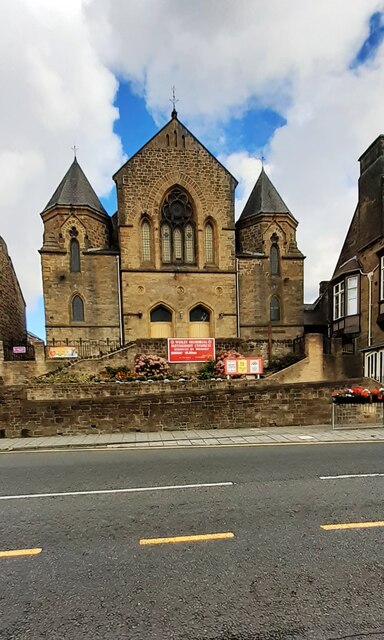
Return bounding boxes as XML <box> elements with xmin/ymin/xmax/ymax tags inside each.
<box><xmin>371</xmin><ymin>388</ymin><xmax>384</xmax><ymax>402</ymax></box>
<box><xmin>332</xmin><ymin>386</ymin><xmax>380</xmax><ymax>404</ymax></box>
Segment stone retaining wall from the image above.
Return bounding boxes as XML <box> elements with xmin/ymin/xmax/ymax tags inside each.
<box><xmin>0</xmin><ymin>378</ymin><xmax>369</xmax><ymax>438</ymax></box>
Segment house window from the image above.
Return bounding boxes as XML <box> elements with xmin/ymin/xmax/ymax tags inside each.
<box><xmin>333</xmin><ymin>281</ymin><xmax>345</xmax><ymax>320</ymax></box>
<box><xmin>270</xmin><ymin>244</ymin><xmax>279</xmax><ymax>275</ymax></box>
<box><xmin>380</xmin><ymin>256</ymin><xmax>384</xmax><ymax>300</ymax></box>
<box><xmin>334</xmin><ymin>276</ymin><xmax>358</xmax><ymax>319</ymax></box>
<box><xmin>160</xmin><ymin>186</ymin><xmax>195</xmax><ymax>264</ymax></box>
<box><xmin>364</xmin><ymin>349</ymin><xmax>384</xmax><ymax>383</ymax></box>
<box><xmin>205</xmin><ymin>222</ymin><xmax>214</xmax><ymax>264</ymax></box>
<box><xmin>141</xmin><ymin>221</ymin><xmax>151</xmax><ymax>262</ymax></box>
<box><xmin>346</xmin><ymin>276</ymin><xmax>358</xmax><ymax>315</ymax></box>
<box><xmin>70</xmin><ymin>238</ymin><xmax>80</xmax><ymax>272</ymax></box>
<box><xmin>270</xmin><ymin>296</ymin><xmax>280</xmax><ymax>322</ymax></box>
<box><xmin>72</xmin><ymin>295</ymin><xmax>84</xmax><ymax>322</ymax></box>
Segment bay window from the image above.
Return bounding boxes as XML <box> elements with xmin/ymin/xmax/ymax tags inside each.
<box><xmin>333</xmin><ymin>275</ymin><xmax>359</xmax><ymax>320</ymax></box>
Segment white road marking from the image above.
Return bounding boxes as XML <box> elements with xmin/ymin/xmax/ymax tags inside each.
<box><xmin>0</xmin><ymin>481</ymin><xmax>234</xmax><ymax>501</ymax></box>
<box><xmin>298</xmin><ymin>435</ymin><xmax>315</xmax><ymax>440</ymax></box>
<box><xmin>320</xmin><ymin>473</ymin><xmax>384</xmax><ymax>480</ymax></box>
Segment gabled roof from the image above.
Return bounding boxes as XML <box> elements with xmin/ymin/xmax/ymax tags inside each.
<box><xmin>42</xmin><ymin>158</ymin><xmax>107</xmax><ymax>216</ymax></box>
<box><xmin>332</xmin><ymin>256</ymin><xmax>360</xmax><ymax>280</ymax></box>
<box><xmin>238</xmin><ymin>167</ymin><xmax>294</xmax><ymax>222</ymax></box>
<box><xmin>113</xmin><ymin>112</ymin><xmax>238</xmax><ymax>186</ymax></box>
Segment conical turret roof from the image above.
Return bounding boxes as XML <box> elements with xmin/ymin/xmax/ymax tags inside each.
<box><xmin>42</xmin><ymin>158</ymin><xmax>107</xmax><ymax>216</ymax></box>
<box><xmin>239</xmin><ymin>167</ymin><xmax>293</xmax><ymax>221</ymax></box>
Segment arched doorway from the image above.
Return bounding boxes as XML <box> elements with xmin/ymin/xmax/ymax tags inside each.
<box><xmin>189</xmin><ymin>305</ymin><xmax>210</xmax><ymax>338</ymax></box>
<box><xmin>150</xmin><ymin>305</ymin><xmax>173</xmax><ymax>338</ymax></box>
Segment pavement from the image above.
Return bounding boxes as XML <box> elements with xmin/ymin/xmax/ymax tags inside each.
<box><xmin>2</xmin><ymin>424</ymin><xmax>384</xmax><ymax>451</ymax></box>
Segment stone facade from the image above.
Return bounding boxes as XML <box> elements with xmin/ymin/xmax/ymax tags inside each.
<box><xmin>0</xmin><ymin>237</ymin><xmax>26</xmax><ymax>344</ymax></box>
<box><xmin>237</xmin><ymin>214</ymin><xmax>304</xmax><ymax>341</ymax></box>
<box><xmin>40</xmin><ymin>113</ymin><xmax>305</xmax><ymax>348</ymax></box>
<box><xmin>40</xmin><ymin>165</ymin><xmax>120</xmax><ymax>343</ymax></box>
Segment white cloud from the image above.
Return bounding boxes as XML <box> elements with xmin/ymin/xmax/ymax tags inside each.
<box><xmin>85</xmin><ymin>0</ymin><xmax>384</xmax><ymax>301</ymax></box>
<box><xmin>219</xmin><ymin>151</ymin><xmax>263</xmax><ymax>217</ymax></box>
<box><xmin>2</xmin><ymin>0</ymin><xmax>384</xmax><ymax>326</ymax></box>
<box><xmin>0</xmin><ymin>0</ymin><xmax>124</xmax><ymax>312</ymax></box>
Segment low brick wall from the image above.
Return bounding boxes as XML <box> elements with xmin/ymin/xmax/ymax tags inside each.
<box><xmin>0</xmin><ymin>378</ymin><xmax>369</xmax><ymax>438</ymax></box>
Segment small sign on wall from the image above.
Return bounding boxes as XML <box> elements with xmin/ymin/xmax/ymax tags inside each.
<box><xmin>12</xmin><ymin>346</ymin><xmax>27</xmax><ymax>354</ymax></box>
<box><xmin>224</xmin><ymin>356</ymin><xmax>264</xmax><ymax>376</ymax></box>
<box><xmin>168</xmin><ymin>338</ymin><xmax>215</xmax><ymax>363</ymax></box>
<box><xmin>47</xmin><ymin>346</ymin><xmax>79</xmax><ymax>359</ymax></box>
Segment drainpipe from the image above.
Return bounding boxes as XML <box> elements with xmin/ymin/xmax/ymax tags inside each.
<box><xmin>359</xmin><ymin>264</ymin><xmax>379</xmax><ymax>348</ymax></box>
<box><xmin>116</xmin><ymin>255</ymin><xmax>124</xmax><ymax>346</ymax></box>
<box><xmin>235</xmin><ymin>258</ymin><xmax>240</xmax><ymax>338</ymax></box>
<box><xmin>367</xmin><ymin>271</ymin><xmax>373</xmax><ymax>347</ymax></box>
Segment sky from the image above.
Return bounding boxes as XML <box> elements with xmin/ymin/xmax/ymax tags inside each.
<box><xmin>2</xmin><ymin>0</ymin><xmax>384</xmax><ymax>339</ymax></box>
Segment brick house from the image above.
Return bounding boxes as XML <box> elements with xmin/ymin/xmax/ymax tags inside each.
<box><xmin>40</xmin><ymin>110</ymin><xmax>305</xmax><ymax>348</ymax></box>
<box><xmin>307</xmin><ymin>135</ymin><xmax>384</xmax><ymax>381</ymax></box>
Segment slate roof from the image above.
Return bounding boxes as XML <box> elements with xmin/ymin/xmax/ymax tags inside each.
<box><xmin>238</xmin><ymin>167</ymin><xmax>294</xmax><ymax>222</ymax></box>
<box><xmin>42</xmin><ymin>158</ymin><xmax>107</xmax><ymax>216</ymax></box>
<box><xmin>332</xmin><ymin>256</ymin><xmax>360</xmax><ymax>280</ymax></box>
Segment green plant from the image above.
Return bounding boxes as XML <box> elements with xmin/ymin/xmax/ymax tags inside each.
<box><xmin>267</xmin><ymin>353</ymin><xmax>301</xmax><ymax>372</ymax></box>
<box><xmin>197</xmin><ymin>359</ymin><xmax>216</xmax><ymax>380</ymax></box>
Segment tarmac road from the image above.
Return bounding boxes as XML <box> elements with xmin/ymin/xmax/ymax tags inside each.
<box><xmin>1</xmin><ymin>443</ymin><xmax>384</xmax><ymax>640</ymax></box>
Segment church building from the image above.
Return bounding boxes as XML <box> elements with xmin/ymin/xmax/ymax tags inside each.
<box><xmin>39</xmin><ymin>110</ymin><xmax>305</xmax><ymax>347</ymax></box>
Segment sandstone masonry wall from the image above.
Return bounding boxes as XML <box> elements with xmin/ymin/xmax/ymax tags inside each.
<box><xmin>0</xmin><ymin>378</ymin><xmax>368</xmax><ymax>438</ymax></box>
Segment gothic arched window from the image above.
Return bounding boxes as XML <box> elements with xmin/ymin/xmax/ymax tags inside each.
<box><xmin>72</xmin><ymin>295</ymin><xmax>84</xmax><ymax>322</ymax></box>
<box><xmin>205</xmin><ymin>222</ymin><xmax>214</xmax><ymax>264</ymax></box>
<box><xmin>160</xmin><ymin>186</ymin><xmax>195</xmax><ymax>265</ymax></box>
<box><xmin>270</xmin><ymin>244</ymin><xmax>279</xmax><ymax>275</ymax></box>
<box><xmin>150</xmin><ymin>305</ymin><xmax>172</xmax><ymax>323</ymax></box>
<box><xmin>270</xmin><ymin>296</ymin><xmax>280</xmax><ymax>322</ymax></box>
<box><xmin>190</xmin><ymin>305</ymin><xmax>210</xmax><ymax>322</ymax></box>
<box><xmin>70</xmin><ymin>238</ymin><xmax>80</xmax><ymax>272</ymax></box>
<box><xmin>141</xmin><ymin>220</ymin><xmax>151</xmax><ymax>262</ymax></box>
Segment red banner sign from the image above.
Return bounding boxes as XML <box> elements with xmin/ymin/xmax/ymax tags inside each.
<box><xmin>224</xmin><ymin>357</ymin><xmax>264</xmax><ymax>376</ymax></box>
<box><xmin>168</xmin><ymin>338</ymin><xmax>215</xmax><ymax>363</ymax></box>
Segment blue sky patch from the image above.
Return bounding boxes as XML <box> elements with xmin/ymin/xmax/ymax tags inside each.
<box><xmin>351</xmin><ymin>11</ymin><xmax>384</xmax><ymax>68</ymax></box>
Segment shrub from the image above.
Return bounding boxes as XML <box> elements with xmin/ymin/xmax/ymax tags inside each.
<box><xmin>197</xmin><ymin>359</ymin><xmax>216</xmax><ymax>380</ymax></box>
<box><xmin>134</xmin><ymin>354</ymin><xmax>169</xmax><ymax>379</ymax></box>
<box><xmin>267</xmin><ymin>353</ymin><xmax>301</xmax><ymax>372</ymax></box>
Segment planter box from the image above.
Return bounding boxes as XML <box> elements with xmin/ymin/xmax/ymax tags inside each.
<box><xmin>332</xmin><ymin>402</ymin><xmax>384</xmax><ymax>429</ymax></box>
